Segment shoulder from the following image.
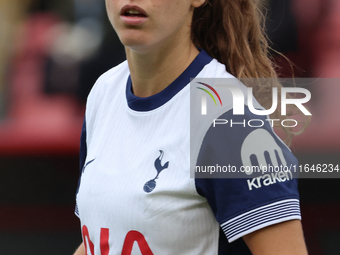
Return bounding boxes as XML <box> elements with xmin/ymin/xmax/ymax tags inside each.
<box><xmin>84</xmin><ymin>60</ymin><xmax>129</xmax><ymax>133</ymax></box>
<box><xmin>191</xmin><ymin>57</ymin><xmax>301</xmax><ymax>243</ymax></box>
<box><xmin>87</xmin><ymin>60</ymin><xmax>129</xmax><ymax>101</ymax></box>
<box><xmin>198</xmin><ymin>58</ymin><xmax>235</xmax><ymax>79</ymax></box>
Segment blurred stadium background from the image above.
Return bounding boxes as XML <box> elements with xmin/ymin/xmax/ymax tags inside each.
<box><xmin>0</xmin><ymin>0</ymin><xmax>339</xmax><ymax>254</ymax></box>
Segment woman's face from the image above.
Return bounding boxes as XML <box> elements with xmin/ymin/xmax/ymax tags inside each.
<box><xmin>105</xmin><ymin>0</ymin><xmax>205</xmax><ymax>52</ymax></box>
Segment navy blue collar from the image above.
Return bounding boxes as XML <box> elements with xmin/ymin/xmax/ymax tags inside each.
<box><xmin>126</xmin><ymin>49</ymin><xmax>213</xmax><ymax>111</ymax></box>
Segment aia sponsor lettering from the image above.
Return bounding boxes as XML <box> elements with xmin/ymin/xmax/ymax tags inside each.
<box><xmin>82</xmin><ymin>225</ymin><xmax>153</xmax><ymax>255</ymax></box>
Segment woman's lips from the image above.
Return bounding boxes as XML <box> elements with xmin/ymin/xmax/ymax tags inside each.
<box><xmin>120</xmin><ymin>5</ymin><xmax>148</xmax><ymax>26</ymax></box>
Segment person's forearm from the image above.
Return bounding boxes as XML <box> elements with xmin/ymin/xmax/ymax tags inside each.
<box><xmin>73</xmin><ymin>243</ymin><xmax>85</xmax><ymax>255</ymax></box>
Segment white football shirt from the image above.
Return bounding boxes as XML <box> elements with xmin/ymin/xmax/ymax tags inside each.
<box><xmin>75</xmin><ymin>50</ymin><xmax>301</xmax><ymax>255</ymax></box>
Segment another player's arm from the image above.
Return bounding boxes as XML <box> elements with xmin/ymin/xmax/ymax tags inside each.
<box><xmin>73</xmin><ymin>242</ymin><xmax>85</xmax><ymax>255</ymax></box>
<box><xmin>243</xmin><ymin>219</ymin><xmax>308</xmax><ymax>255</ymax></box>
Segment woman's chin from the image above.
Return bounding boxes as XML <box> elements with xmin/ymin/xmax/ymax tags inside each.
<box><xmin>118</xmin><ymin>31</ymin><xmax>162</xmax><ymax>53</ymax></box>
<box><xmin>119</xmin><ymin>32</ymin><xmax>149</xmax><ymax>46</ymax></box>
<box><xmin>122</xmin><ymin>41</ymin><xmax>157</xmax><ymax>54</ymax></box>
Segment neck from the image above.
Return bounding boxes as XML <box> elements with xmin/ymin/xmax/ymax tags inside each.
<box><xmin>125</xmin><ymin>41</ymin><xmax>199</xmax><ymax>98</ymax></box>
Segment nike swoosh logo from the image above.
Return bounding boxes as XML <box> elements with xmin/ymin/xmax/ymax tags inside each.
<box><xmin>82</xmin><ymin>158</ymin><xmax>96</xmax><ymax>173</ymax></box>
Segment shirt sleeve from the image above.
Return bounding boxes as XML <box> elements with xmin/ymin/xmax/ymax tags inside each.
<box><xmin>195</xmin><ymin>107</ymin><xmax>301</xmax><ymax>243</ymax></box>
<box><xmin>75</xmin><ymin>118</ymin><xmax>87</xmax><ymax>218</ymax></box>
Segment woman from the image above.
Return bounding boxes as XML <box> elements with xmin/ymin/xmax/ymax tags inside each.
<box><xmin>74</xmin><ymin>0</ymin><xmax>308</xmax><ymax>254</ymax></box>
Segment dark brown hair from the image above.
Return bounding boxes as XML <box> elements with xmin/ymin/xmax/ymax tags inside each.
<box><xmin>191</xmin><ymin>0</ymin><xmax>307</xmax><ymax>145</ymax></box>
